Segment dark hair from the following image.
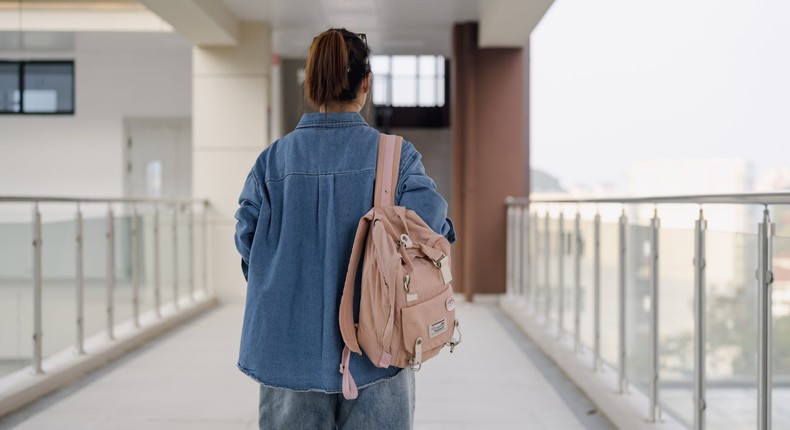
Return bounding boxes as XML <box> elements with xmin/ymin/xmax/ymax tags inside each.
<box><xmin>304</xmin><ymin>28</ymin><xmax>370</xmax><ymax>109</ymax></box>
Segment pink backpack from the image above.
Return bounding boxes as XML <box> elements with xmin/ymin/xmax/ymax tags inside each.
<box><xmin>338</xmin><ymin>133</ymin><xmax>461</xmax><ymax>400</ymax></box>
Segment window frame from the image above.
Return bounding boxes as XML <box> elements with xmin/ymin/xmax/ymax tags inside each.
<box><xmin>372</xmin><ymin>55</ymin><xmax>445</xmax><ymax>108</ymax></box>
<box><xmin>0</xmin><ymin>60</ymin><xmax>75</xmax><ymax>116</ymax></box>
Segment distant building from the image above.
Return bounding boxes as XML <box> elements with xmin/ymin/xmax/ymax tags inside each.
<box><xmin>754</xmin><ymin>167</ymin><xmax>790</xmax><ymax>191</ymax></box>
<box><xmin>531</xmin><ymin>168</ymin><xmax>565</xmax><ymax>193</ymax></box>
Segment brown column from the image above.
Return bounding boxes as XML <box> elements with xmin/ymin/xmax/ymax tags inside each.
<box><xmin>451</xmin><ymin>22</ymin><xmax>527</xmax><ymax>300</ymax></box>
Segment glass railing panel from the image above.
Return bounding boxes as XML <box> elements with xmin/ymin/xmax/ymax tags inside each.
<box><xmin>176</xmin><ymin>204</ymin><xmax>191</xmax><ymax>302</ymax></box>
<box><xmin>136</xmin><ymin>207</ymin><xmax>151</xmax><ymax>316</ymax></box>
<box><xmin>545</xmin><ymin>212</ymin><xmax>558</xmax><ymax>326</ymax></box>
<box><xmin>80</xmin><ymin>206</ymin><xmax>111</xmax><ymax>349</ymax></box>
<box><xmin>113</xmin><ymin>208</ymin><xmax>133</xmax><ymax>327</ymax></box>
<box><xmin>579</xmin><ymin>218</ymin><xmax>595</xmax><ymax>350</ymax></box>
<box><xmin>552</xmin><ymin>208</ymin><xmax>573</xmax><ymax>334</ymax></box>
<box><xmin>656</xmin><ymin>227</ymin><xmax>695</xmax><ymax>428</ymax></box>
<box><xmin>39</xmin><ymin>204</ymin><xmax>78</xmax><ymax>360</ymax></box>
<box><xmin>599</xmin><ymin>219</ymin><xmax>620</xmax><ymax>369</ymax></box>
<box><xmin>771</xmin><ymin>224</ymin><xmax>790</xmax><ymax>429</ymax></box>
<box><xmin>0</xmin><ymin>204</ymin><xmax>33</xmax><ymax>378</ymax></box>
<box><xmin>626</xmin><ymin>219</ymin><xmax>652</xmax><ymax>394</ymax></box>
<box><xmin>195</xmin><ymin>208</ymin><xmax>207</xmax><ymax>295</ymax></box>
<box><xmin>159</xmin><ymin>204</ymin><xmax>177</xmax><ymax>307</ymax></box>
<box><xmin>564</xmin><ymin>210</ymin><xmax>581</xmax><ymax>336</ymax></box>
<box><xmin>139</xmin><ymin>206</ymin><xmax>158</xmax><ymax>317</ymax></box>
<box><xmin>530</xmin><ymin>211</ymin><xmax>547</xmax><ymax>316</ymax></box>
<box><xmin>704</xmin><ymin>229</ymin><xmax>757</xmax><ymax>430</ymax></box>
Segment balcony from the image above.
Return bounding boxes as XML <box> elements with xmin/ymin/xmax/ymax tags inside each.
<box><xmin>2</xmin><ymin>192</ymin><xmax>788</xmax><ymax>429</ymax></box>
<box><xmin>504</xmin><ymin>192</ymin><xmax>790</xmax><ymax>430</ymax></box>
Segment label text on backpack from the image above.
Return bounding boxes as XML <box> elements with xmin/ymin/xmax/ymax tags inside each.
<box><xmin>429</xmin><ymin>318</ymin><xmax>448</xmax><ymax>338</ymax></box>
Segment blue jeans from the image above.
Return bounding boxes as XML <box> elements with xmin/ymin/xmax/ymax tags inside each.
<box><xmin>258</xmin><ymin>369</ymin><xmax>415</xmax><ymax>429</ymax></box>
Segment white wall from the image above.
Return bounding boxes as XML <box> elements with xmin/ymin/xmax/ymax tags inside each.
<box><xmin>0</xmin><ymin>32</ymin><xmax>191</xmax><ymax>202</ymax></box>
<box><xmin>192</xmin><ymin>23</ymin><xmax>271</xmax><ymax>301</ymax></box>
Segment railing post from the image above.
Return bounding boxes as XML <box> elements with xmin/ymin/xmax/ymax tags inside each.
<box><xmin>188</xmin><ymin>204</ymin><xmax>195</xmax><ymax>301</ymax></box>
<box><xmin>558</xmin><ymin>210</ymin><xmax>565</xmax><ymax>337</ymax></box>
<box><xmin>202</xmin><ymin>202</ymin><xmax>209</xmax><ymax>295</ymax></box>
<box><xmin>153</xmin><ymin>205</ymin><xmax>161</xmax><ymax>318</ymax></box>
<box><xmin>521</xmin><ymin>205</ymin><xmax>530</xmax><ymax>299</ymax></box>
<box><xmin>106</xmin><ymin>204</ymin><xmax>115</xmax><ymax>340</ymax></box>
<box><xmin>513</xmin><ymin>206</ymin><xmax>522</xmax><ymax>298</ymax></box>
<box><xmin>594</xmin><ymin>210</ymin><xmax>601</xmax><ymax>371</ymax></box>
<box><xmin>131</xmin><ymin>205</ymin><xmax>140</xmax><ymax>328</ymax></box>
<box><xmin>544</xmin><ymin>211</ymin><xmax>551</xmax><ymax>324</ymax></box>
<box><xmin>649</xmin><ymin>208</ymin><xmax>661</xmax><ymax>421</ymax></box>
<box><xmin>694</xmin><ymin>208</ymin><xmax>707</xmax><ymax>430</ymax></box>
<box><xmin>530</xmin><ymin>210</ymin><xmax>539</xmax><ymax>314</ymax></box>
<box><xmin>506</xmin><ymin>204</ymin><xmax>513</xmax><ymax>295</ymax></box>
<box><xmin>757</xmin><ymin>207</ymin><xmax>774</xmax><ymax>430</ymax></box>
<box><xmin>75</xmin><ymin>203</ymin><xmax>85</xmax><ymax>355</ymax></box>
<box><xmin>172</xmin><ymin>204</ymin><xmax>179</xmax><ymax>309</ymax></box>
<box><xmin>574</xmin><ymin>210</ymin><xmax>582</xmax><ymax>352</ymax></box>
<box><xmin>618</xmin><ymin>208</ymin><xmax>628</xmax><ymax>394</ymax></box>
<box><xmin>32</xmin><ymin>202</ymin><xmax>44</xmax><ymax>374</ymax></box>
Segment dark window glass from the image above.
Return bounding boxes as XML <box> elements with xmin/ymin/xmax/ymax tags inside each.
<box><xmin>0</xmin><ymin>62</ymin><xmax>21</xmax><ymax>113</ymax></box>
<box><xmin>23</xmin><ymin>62</ymin><xmax>74</xmax><ymax>113</ymax></box>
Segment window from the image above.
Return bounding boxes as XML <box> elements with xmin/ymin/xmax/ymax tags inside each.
<box><xmin>371</xmin><ymin>55</ymin><xmax>445</xmax><ymax>107</ymax></box>
<box><xmin>0</xmin><ymin>62</ymin><xmax>20</xmax><ymax>112</ymax></box>
<box><xmin>0</xmin><ymin>61</ymin><xmax>74</xmax><ymax>114</ymax></box>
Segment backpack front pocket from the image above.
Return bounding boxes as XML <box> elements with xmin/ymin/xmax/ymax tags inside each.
<box><xmin>401</xmin><ymin>285</ymin><xmax>456</xmax><ymax>356</ymax></box>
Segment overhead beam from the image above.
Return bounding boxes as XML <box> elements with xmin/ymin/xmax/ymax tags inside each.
<box><xmin>138</xmin><ymin>0</ymin><xmax>239</xmax><ymax>46</ymax></box>
<box><xmin>478</xmin><ymin>0</ymin><xmax>554</xmax><ymax>47</ymax></box>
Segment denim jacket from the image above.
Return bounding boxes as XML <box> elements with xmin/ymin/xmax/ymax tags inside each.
<box><xmin>234</xmin><ymin>112</ymin><xmax>456</xmax><ymax>392</ymax></box>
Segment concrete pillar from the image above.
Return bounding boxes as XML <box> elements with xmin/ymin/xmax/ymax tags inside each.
<box><xmin>192</xmin><ymin>22</ymin><xmax>271</xmax><ymax>301</ymax></box>
<box><xmin>451</xmin><ymin>22</ymin><xmax>527</xmax><ymax>300</ymax></box>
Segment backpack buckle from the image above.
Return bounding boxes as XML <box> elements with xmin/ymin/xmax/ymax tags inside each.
<box><xmin>446</xmin><ymin>320</ymin><xmax>462</xmax><ymax>353</ymax></box>
<box><xmin>404</xmin><ymin>273</ymin><xmax>418</xmax><ymax>302</ymax></box>
<box><xmin>400</xmin><ymin>234</ymin><xmax>413</xmax><ymax>248</ymax></box>
<box><xmin>434</xmin><ymin>255</ymin><xmax>453</xmax><ymax>284</ymax></box>
<box><xmin>409</xmin><ymin>337</ymin><xmax>423</xmax><ymax>371</ymax></box>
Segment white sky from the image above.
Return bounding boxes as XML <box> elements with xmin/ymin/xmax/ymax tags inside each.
<box><xmin>530</xmin><ymin>0</ymin><xmax>790</xmax><ymax>190</ymax></box>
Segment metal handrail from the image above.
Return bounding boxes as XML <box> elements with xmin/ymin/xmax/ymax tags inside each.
<box><xmin>506</xmin><ymin>191</ymin><xmax>790</xmax><ymax>205</ymax></box>
<box><xmin>504</xmin><ymin>192</ymin><xmax>779</xmax><ymax>430</ymax></box>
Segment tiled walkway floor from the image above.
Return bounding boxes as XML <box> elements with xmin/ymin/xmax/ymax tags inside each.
<box><xmin>0</xmin><ymin>300</ymin><xmax>614</xmax><ymax>430</ymax></box>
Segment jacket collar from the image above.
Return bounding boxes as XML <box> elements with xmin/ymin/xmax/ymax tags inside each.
<box><xmin>296</xmin><ymin>112</ymin><xmax>369</xmax><ymax>129</ymax></box>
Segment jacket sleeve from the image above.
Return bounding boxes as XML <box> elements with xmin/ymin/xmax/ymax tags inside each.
<box><xmin>234</xmin><ymin>169</ymin><xmax>263</xmax><ymax>281</ymax></box>
<box><xmin>394</xmin><ymin>142</ymin><xmax>457</xmax><ymax>244</ymax></box>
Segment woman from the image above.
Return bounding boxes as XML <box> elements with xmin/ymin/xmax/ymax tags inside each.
<box><xmin>234</xmin><ymin>28</ymin><xmax>456</xmax><ymax>429</ymax></box>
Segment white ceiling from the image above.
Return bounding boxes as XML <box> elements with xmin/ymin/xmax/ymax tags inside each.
<box><xmin>220</xmin><ymin>0</ymin><xmax>480</xmax><ymax>58</ymax></box>
<box><xmin>0</xmin><ymin>0</ymin><xmax>544</xmax><ymax>58</ymax></box>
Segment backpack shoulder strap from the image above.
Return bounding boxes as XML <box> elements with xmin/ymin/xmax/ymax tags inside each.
<box><xmin>337</xmin><ymin>134</ymin><xmax>403</xmax><ymax>400</ymax></box>
<box><xmin>337</xmin><ymin>210</ymin><xmax>373</xmax><ymax>400</ymax></box>
<box><xmin>373</xmin><ymin>133</ymin><xmax>403</xmax><ymax>207</ymax></box>
<box><xmin>338</xmin><ymin>212</ymin><xmax>372</xmax><ymax>355</ymax></box>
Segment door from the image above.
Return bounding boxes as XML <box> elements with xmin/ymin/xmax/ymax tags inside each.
<box><xmin>124</xmin><ymin>118</ymin><xmax>191</xmax><ymax>199</ymax></box>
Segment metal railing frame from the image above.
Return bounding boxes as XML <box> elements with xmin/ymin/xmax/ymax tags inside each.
<box><xmin>0</xmin><ymin>195</ymin><xmax>210</xmax><ymax>377</ymax></box>
<box><xmin>505</xmin><ymin>191</ymin><xmax>784</xmax><ymax>430</ymax></box>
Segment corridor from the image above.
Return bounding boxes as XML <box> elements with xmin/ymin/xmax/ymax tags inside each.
<box><xmin>0</xmin><ymin>300</ymin><xmax>613</xmax><ymax>430</ymax></box>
